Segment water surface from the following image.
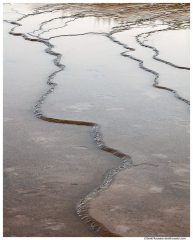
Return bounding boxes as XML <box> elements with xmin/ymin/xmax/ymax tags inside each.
<box><xmin>3</xmin><ymin>3</ymin><xmax>190</xmax><ymax>237</ymax></box>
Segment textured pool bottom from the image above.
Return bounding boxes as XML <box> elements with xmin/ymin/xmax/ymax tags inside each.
<box><xmin>4</xmin><ymin>3</ymin><xmax>190</xmax><ymax>237</ymax></box>
<box><xmin>89</xmin><ymin>164</ymin><xmax>190</xmax><ymax>237</ymax></box>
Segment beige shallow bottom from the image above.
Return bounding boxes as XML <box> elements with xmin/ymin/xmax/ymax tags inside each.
<box><xmin>4</xmin><ymin>4</ymin><xmax>190</xmax><ymax>237</ymax></box>
<box><xmin>89</xmin><ymin>163</ymin><xmax>190</xmax><ymax>237</ymax></box>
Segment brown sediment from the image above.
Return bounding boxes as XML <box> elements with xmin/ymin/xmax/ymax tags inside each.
<box><xmin>31</xmin><ymin>6</ymin><xmax>190</xmax><ymax>106</ymax></box>
<box><xmin>4</xmin><ymin>12</ymin><xmax>132</xmax><ymax>237</ymax></box>
<box><xmin>4</xmin><ymin>2</ymin><xmax>190</xmax><ymax>237</ymax></box>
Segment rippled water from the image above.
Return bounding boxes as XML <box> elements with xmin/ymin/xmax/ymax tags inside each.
<box><xmin>3</xmin><ymin>3</ymin><xmax>190</xmax><ymax>237</ymax></box>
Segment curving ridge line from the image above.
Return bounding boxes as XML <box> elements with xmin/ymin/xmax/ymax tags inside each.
<box><xmin>5</xmin><ymin>19</ymin><xmax>132</xmax><ymax>237</ymax></box>
<box><xmin>30</xmin><ymin>12</ymin><xmax>88</xmax><ymax>38</ymax></box>
<box><xmin>4</xmin><ymin>4</ymin><xmax>190</xmax><ymax>236</ymax></box>
<box><xmin>108</xmin><ymin>27</ymin><xmax>190</xmax><ymax>106</ymax></box>
<box><xmin>137</xmin><ymin>29</ymin><xmax>190</xmax><ymax>70</ymax></box>
<box><xmin>37</xmin><ymin>18</ymin><xmax>77</xmax><ymax>38</ymax></box>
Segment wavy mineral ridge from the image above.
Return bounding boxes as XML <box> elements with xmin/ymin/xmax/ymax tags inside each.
<box><xmin>3</xmin><ymin>3</ymin><xmax>190</xmax><ymax>237</ymax></box>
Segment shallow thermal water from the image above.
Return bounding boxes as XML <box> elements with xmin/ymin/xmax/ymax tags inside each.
<box><xmin>3</xmin><ymin>3</ymin><xmax>190</xmax><ymax>237</ymax></box>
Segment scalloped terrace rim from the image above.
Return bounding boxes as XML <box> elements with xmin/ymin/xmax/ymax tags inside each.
<box><xmin>4</xmin><ymin>2</ymin><xmax>190</xmax><ymax>237</ymax></box>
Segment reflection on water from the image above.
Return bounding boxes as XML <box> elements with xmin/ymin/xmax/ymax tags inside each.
<box><xmin>92</xmin><ymin>16</ymin><xmax>118</xmax><ymax>28</ymax></box>
<box><xmin>3</xmin><ymin>2</ymin><xmax>190</xmax><ymax>238</ymax></box>
<box><xmin>40</xmin><ymin>16</ymin><xmax>119</xmax><ymax>39</ymax></box>
<box><xmin>35</xmin><ymin>3</ymin><xmax>190</xmax><ymax>27</ymax></box>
